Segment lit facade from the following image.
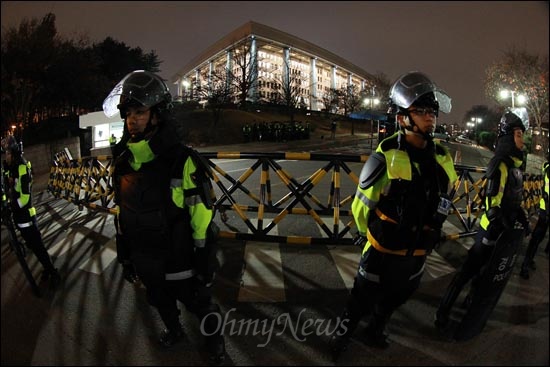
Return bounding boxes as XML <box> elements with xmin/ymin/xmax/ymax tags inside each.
<box><xmin>171</xmin><ymin>21</ymin><xmax>375</xmax><ymax>113</ymax></box>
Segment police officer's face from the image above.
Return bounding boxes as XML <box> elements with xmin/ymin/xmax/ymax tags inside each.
<box><xmin>513</xmin><ymin>127</ymin><xmax>524</xmax><ymax>150</ymax></box>
<box><xmin>125</xmin><ymin>106</ymin><xmax>157</xmax><ymax>138</ymax></box>
<box><xmin>407</xmin><ymin>106</ymin><xmax>437</xmax><ymax>134</ymax></box>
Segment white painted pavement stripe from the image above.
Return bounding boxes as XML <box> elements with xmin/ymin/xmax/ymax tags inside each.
<box><xmin>320</xmin><ymin>217</ymin><xmax>353</xmax><ymax>238</ymax></box>
<box><xmin>48</xmin><ymin>231</ymin><xmax>87</xmax><ymax>258</ymax></box>
<box><xmin>238</xmin><ymin>241</ymin><xmax>285</xmax><ymax>302</ymax></box>
<box><xmin>40</xmin><ymin>209</ymin><xmax>85</xmax><ymax>236</ymax></box>
<box><xmin>78</xmin><ymin>237</ymin><xmax>117</xmax><ymax>274</ymax></box>
<box><xmin>426</xmin><ymin>251</ymin><xmax>456</xmax><ymax>279</ymax></box>
<box><xmin>328</xmin><ymin>246</ymin><xmax>360</xmax><ymax>290</ymax></box>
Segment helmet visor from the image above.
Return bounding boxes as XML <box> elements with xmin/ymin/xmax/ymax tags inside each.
<box><xmin>103</xmin><ymin>71</ymin><xmax>171</xmax><ymax>117</ymax></box>
<box><xmin>510</xmin><ymin>107</ymin><xmax>529</xmax><ymax>131</ymax></box>
<box><xmin>390</xmin><ymin>72</ymin><xmax>452</xmax><ymax>114</ymax></box>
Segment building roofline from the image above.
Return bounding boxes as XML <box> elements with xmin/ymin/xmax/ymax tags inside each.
<box><xmin>171</xmin><ymin>21</ymin><xmax>374</xmax><ymax>84</ymax></box>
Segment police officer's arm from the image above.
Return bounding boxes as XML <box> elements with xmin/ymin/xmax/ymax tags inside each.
<box><xmin>542</xmin><ymin>163</ymin><xmax>549</xmax><ymax>210</ymax></box>
<box><xmin>16</xmin><ymin>163</ymin><xmax>32</xmax><ymax>208</ymax></box>
<box><xmin>351</xmin><ymin>152</ymin><xmax>388</xmax><ymax>237</ymax></box>
<box><xmin>181</xmin><ymin>156</ymin><xmax>215</xmax><ymax>284</ymax></box>
<box><xmin>484</xmin><ymin>159</ymin><xmax>507</xmax><ymax>230</ymax></box>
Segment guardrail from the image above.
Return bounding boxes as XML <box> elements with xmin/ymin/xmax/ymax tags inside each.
<box><xmin>48</xmin><ymin>150</ymin><xmax>543</xmax><ymax>245</ymax></box>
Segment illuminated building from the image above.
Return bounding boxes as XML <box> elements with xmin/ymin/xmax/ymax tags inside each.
<box><xmin>171</xmin><ymin>21</ymin><xmax>375</xmax><ymax>113</ymax></box>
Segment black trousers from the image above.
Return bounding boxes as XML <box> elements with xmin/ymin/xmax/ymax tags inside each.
<box><xmin>18</xmin><ymin>217</ymin><xmax>56</xmax><ymax>273</ymax></box>
<box><xmin>344</xmin><ymin>247</ymin><xmax>425</xmax><ymax>334</ymax></box>
<box><xmin>522</xmin><ymin>210</ymin><xmax>549</xmax><ymax>270</ymax></box>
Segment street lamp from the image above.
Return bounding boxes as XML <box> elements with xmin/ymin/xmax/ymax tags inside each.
<box><xmin>470</xmin><ymin>117</ymin><xmax>482</xmax><ymax>141</ymax></box>
<box><xmin>363</xmin><ymin>86</ymin><xmax>380</xmax><ymax>145</ymax></box>
<box><xmin>500</xmin><ymin>89</ymin><xmax>526</xmax><ymax>108</ymax></box>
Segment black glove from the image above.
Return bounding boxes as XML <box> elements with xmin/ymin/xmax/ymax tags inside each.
<box><xmin>517</xmin><ymin>208</ymin><xmax>529</xmax><ymax>230</ymax></box>
<box><xmin>486</xmin><ymin>207</ymin><xmax>504</xmax><ymax>240</ymax></box>
<box><xmin>196</xmin><ymin>273</ymin><xmax>213</xmax><ymax>288</ymax></box>
<box><xmin>122</xmin><ymin>262</ymin><xmax>139</xmax><ymax>284</ymax></box>
<box><xmin>353</xmin><ymin>233</ymin><xmax>367</xmax><ymax>247</ymax></box>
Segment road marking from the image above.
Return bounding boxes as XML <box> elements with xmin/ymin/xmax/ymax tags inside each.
<box><xmin>328</xmin><ymin>246</ymin><xmax>359</xmax><ymax>290</ymax></box>
<box><xmin>238</xmin><ymin>241</ymin><xmax>286</xmax><ymax>302</ymax></box>
<box><xmin>426</xmin><ymin>251</ymin><xmax>456</xmax><ymax>279</ymax></box>
<box><xmin>47</xmin><ymin>231</ymin><xmax>87</xmax><ymax>258</ymax></box>
<box><xmin>78</xmin><ymin>237</ymin><xmax>117</xmax><ymax>274</ymax></box>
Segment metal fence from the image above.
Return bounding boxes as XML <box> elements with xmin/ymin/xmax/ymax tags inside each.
<box><xmin>48</xmin><ymin>150</ymin><xmax>544</xmax><ymax>245</ymax></box>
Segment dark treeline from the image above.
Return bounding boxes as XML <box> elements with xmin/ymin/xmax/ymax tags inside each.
<box><xmin>1</xmin><ymin>13</ymin><xmax>162</xmax><ymax>137</ymax></box>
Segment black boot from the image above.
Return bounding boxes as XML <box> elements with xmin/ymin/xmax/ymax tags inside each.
<box><xmin>519</xmin><ymin>267</ymin><xmax>530</xmax><ymax>280</ymax></box>
<box><xmin>364</xmin><ymin>310</ymin><xmax>391</xmax><ymax>349</ymax></box>
<box><xmin>330</xmin><ymin>304</ymin><xmax>361</xmax><ymax>362</ymax></box>
<box><xmin>206</xmin><ymin>334</ymin><xmax>225</xmax><ymax>365</ymax></box>
<box><xmin>435</xmin><ymin>272</ymin><xmax>466</xmax><ymax>331</ymax></box>
<box><xmin>159</xmin><ymin>324</ymin><xmax>184</xmax><ymax>348</ymax></box>
<box><xmin>200</xmin><ymin>304</ymin><xmax>225</xmax><ymax>365</ymax></box>
<box><xmin>158</xmin><ymin>308</ymin><xmax>184</xmax><ymax>348</ymax></box>
<box><xmin>42</xmin><ymin>268</ymin><xmax>61</xmax><ymax>289</ymax></box>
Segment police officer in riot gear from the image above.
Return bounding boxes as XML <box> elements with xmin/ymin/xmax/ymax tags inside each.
<box><xmin>519</xmin><ymin>149</ymin><xmax>549</xmax><ymax>279</ymax></box>
<box><xmin>1</xmin><ymin>135</ymin><xmax>61</xmax><ymax>288</ymax></box>
<box><xmin>331</xmin><ymin>71</ymin><xmax>457</xmax><ymax>359</ymax></box>
<box><xmin>103</xmin><ymin>70</ymin><xmax>225</xmax><ymax>364</ymax></box>
<box><xmin>435</xmin><ymin>108</ymin><xmax>529</xmax><ymax>331</ymax></box>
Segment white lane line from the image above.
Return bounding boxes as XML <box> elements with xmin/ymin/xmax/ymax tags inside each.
<box><xmin>328</xmin><ymin>246</ymin><xmax>360</xmax><ymax>290</ymax></box>
<box><xmin>238</xmin><ymin>241</ymin><xmax>285</xmax><ymax>303</ymax></box>
<box><xmin>78</xmin><ymin>237</ymin><xmax>117</xmax><ymax>274</ymax></box>
<box><xmin>426</xmin><ymin>251</ymin><xmax>456</xmax><ymax>279</ymax></box>
<box><xmin>48</xmin><ymin>231</ymin><xmax>87</xmax><ymax>258</ymax></box>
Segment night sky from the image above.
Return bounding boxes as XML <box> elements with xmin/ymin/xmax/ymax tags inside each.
<box><xmin>2</xmin><ymin>1</ymin><xmax>548</xmax><ymax>126</ymax></box>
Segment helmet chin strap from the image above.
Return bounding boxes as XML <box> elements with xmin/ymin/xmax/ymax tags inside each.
<box><xmin>402</xmin><ymin>115</ymin><xmax>434</xmax><ymax>141</ymax></box>
<box><xmin>129</xmin><ymin>115</ymin><xmax>157</xmax><ymax>142</ymax></box>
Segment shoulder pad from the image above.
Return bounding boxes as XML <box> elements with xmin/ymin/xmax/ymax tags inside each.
<box><xmin>485</xmin><ymin>156</ymin><xmax>505</xmax><ymax>197</ymax></box>
<box><xmin>486</xmin><ymin>156</ymin><xmax>511</xmax><ymax>179</ymax></box>
<box><xmin>359</xmin><ymin>152</ymin><xmax>386</xmax><ymax>190</ymax></box>
<box><xmin>434</xmin><ymin>142</ymin><xmax>448</xmax><ymax>156</ymax></box>
<box><xmin>379</xmin><ymin>134</ymin><xmax>399</xmax><ymax>152</ymax></box>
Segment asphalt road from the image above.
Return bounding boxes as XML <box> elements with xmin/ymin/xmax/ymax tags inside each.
<box><xmin>1</xmin><ymin>135</ymin><xmax>548</xmax><ymax>365</ymax></box>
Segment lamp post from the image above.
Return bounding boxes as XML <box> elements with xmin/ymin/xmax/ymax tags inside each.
<box><xmin>470</xmin><ymin>117</ymin><xmax>482</xmax><ymax>143</ymax></box>
<box><xmin>363</xmin><ymin>86</ymin><xmax>380</xmax><ymax>147</ymax></box>
<box><xmin>500</xmin><ymin>89</ymin><xmax>526</xmax><ymax>108</ymax></box>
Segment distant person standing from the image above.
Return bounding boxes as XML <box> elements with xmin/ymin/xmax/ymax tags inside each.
<box><xmin>1</xmin><ymin>135</ymin><xmax>61</xmax><ymax>288</ymax></box>
<box><xmin>109</xmin><ymin>133</ymin><xmax>117</xmax><ymax>146</ymax></box>
<box><xmin>519</xmin><ymin>152</ymin><xmax>549</xmax><ymax>279</ymax></box>
<box><xmin>330</xmin><ymin>120</ymin><xmax>337</xmax><ymax>140</ymax></box>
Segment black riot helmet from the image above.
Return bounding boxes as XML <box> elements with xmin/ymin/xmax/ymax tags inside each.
<box><xmin>388</xmin><ymin>71</ymin><xmax>452</xmax><ymax>116</ymax></box>
<box><xmin>103</xmin><ymin>70</ymin><xmax>173</xmax><ymax>119</ymax></box>
<box><xmin>498</xmin><ymin>107</ymin><xmax>529</xmax><ymax>138</ymax></box>
<box><xmin>387</xmin><ymin>71</ymin><xmax>451</xmax><ymax>140</ymax></box>
<box><xmin>1</xmin><ymin>135</ymin><xmax>21</xmax><ymax>157</ymax></box>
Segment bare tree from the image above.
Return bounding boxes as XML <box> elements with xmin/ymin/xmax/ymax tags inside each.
<box><xmin>320</xmin><ymin>88</ymin><xmax>340</xmax><ymax>115</ymax></box>
<box><xmin>485</xmin><ymin>47</ymin><xmax>549</xmax><ymax>138</ymax></box>
<box><xmin>193</xmin><ymin>69</ymin><xmax>234</xmax><ymax>125</ymax></box>
<box><xmin>338</xmin><ymin>84</ymin><xmax>362</xmax><ymax>116</ymax></box>
<box><xmin>267</xmin><ymin>55</ymin><xmax>310</xmax><ymax>122</ymax></box>
<box><xmin>225</xmin><ymin>38</ymin><xmax>258</xmax><ymax>108</ymax></box>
